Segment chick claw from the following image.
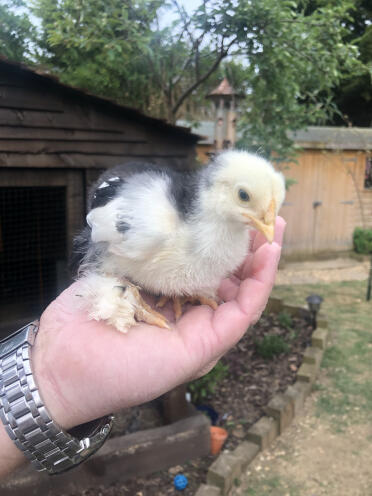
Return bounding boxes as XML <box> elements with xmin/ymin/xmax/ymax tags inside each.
<box><xmin>156</xmin><ymin>295</ymin><xmax>183</xmax><ymax>320</ymax></box>
<box><xmin>128</xmin><ymin>286</ymin><xmax>170</xmax><ymax>329</ymax></box>
<box><xmin>184</xmin><ymin>296</ymin><xmax>219</xmax><ymax>311</ymax></box>
<box><xmin>156</xmin><ymin>295</ymin><xmax>219</xmax><ymax>321</ymax></box>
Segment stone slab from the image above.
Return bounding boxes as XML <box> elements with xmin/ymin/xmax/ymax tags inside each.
<box><xmin>264</xmin><ymin>297</ymin><xmax>283</xmax><ymax>313</ymax></box>
<box><xmin>246</xmin><ymin>416</ymin><xmax>279</xmax><ymax>451</ymax></box>
<box><xmin>264</xmin><ymin>393</ymin><xmax>294</xmax><ymax>434</ymax></box>
<box><xmin>297</xmin><ymin>362</ymin><xmax>317</xmax><ymax>384</ymax></box>
<box><xmin>195</xmin><ymin>484</ymin><xmax>222</xmax><ymax>496</ymax></box>
<box><xmin>312</xmin><ymin>328</ymin><xmax>329</xmax><ymax>350</ymax></box>
<box><xmin>303</xmin><ymin>346</ymin><xmax>323</xmax><ymax>366</ymax></box>
<box><xmin>233</xmin><ymin>441</ymin><xmax>260</xmax><ymax>471</ymax></box>
<box><xmin>316</xmin><ymin>312</ymin><xmax>328</xmax><ymax>328</ymax></box>
<box><xmin>282</xmin><ymin>303</ymin><xmax>310</xmax><ymax>318</ymax></box>
<box><xmin>284</xmin><ymin>381</ymin><xmax>311</xmax><ymax>416</ymax></box>
<box><xmin>207</xmin><ymin>453</ymin><xmax>243</xmax><ymax>495</ymax></box>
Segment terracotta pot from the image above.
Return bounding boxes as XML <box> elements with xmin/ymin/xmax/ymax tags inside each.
<box><xmin>210</xmin><ymin>426</ymin><xmax>228</xmax><ymax>455</ymax></box>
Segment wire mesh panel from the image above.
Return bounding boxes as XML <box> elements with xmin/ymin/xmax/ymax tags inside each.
<box><xmin>0</xmin><ymin>187</ymin><xmax>67</xmax><ymax>327</ymax></box>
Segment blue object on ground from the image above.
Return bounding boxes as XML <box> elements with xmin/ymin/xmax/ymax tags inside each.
<box><xmin>174</xmin><ymin>474</ymin><xmax>188</xmax><ymax>490</ymax></box>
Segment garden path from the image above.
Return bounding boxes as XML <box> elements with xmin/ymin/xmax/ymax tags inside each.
<box><xmin>276</xmin><ymin>257</ymin><xmax>369</xmax><ymax>285</ymax></box>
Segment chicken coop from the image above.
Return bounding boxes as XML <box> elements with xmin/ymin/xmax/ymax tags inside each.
<box><xmin>0</xmin><ymin>57</ymin><xmax>199</xmax><ymax>335</ymax></box>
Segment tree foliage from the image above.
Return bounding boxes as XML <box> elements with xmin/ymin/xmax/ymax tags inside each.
<box><xmin>0</xmin><ymin>0</ymin><xmax>34</xmax><ymax>61</ymax></box>
<box><xmin>0</xmin><ymin>0</ymin><xmax>367</xmax><ymax>158</ymax></box>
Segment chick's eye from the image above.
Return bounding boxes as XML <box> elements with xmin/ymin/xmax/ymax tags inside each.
<box><xmin>238</xmin><ymin>189</ymin><xmax>250</xmax><ymax>202</ymax></box>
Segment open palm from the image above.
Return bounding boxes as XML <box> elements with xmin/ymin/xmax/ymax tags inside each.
<box><xmin>32</xmin><ymin>217</ymin><xmax>286</xmax><ymax>430</ymax></box>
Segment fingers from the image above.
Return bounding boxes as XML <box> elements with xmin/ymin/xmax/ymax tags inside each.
<box><xmin>218</xmin><ymin>277</ymin><xmax>240</xmax><ymax>301</ymax></box>
<box><xmin>212</xmin><ymin>238</ymin><xmax>283</xmax><ymax>354</ymax></box>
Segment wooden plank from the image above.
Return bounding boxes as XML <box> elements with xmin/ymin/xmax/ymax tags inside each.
<box><xmin>0</xmin><ymin>152</ymin><xmax>189</xmax><ymax>169</ymax></box>
<box><xmin>0</xmin><ymin>100</ymin><xmax>63</xmax><ymax>112</ymax></box>
<box><xmin>0</xmin><ymin>108</ymin><xmax>131</xmax><ymax>133</ymax></box>
<box><xmin>0</xmin><ymin>140</ymin><xmax>189</xmax><ymax>155</ymax></box>
<box><xmin>0</xmin><ymin>85</ymin><xmax>63</xmax><ymax>112</ymax></box>
<box><xmin>0</xmin><ymin>413</ymin><xmax>211</xmax><ymax>495</ymax></box>
<box><xmin>0</xmin><ymin>126</ymin><xmax>129</xmax><ymax>141</ymax></box>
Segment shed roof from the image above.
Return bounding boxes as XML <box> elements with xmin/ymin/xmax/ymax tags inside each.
<box><xmin>0</xmin><ymin>56</ymin><xmax>201</xmax><ymax>143</ymax></box>
<box><xmin>288</xmin><ymin>126</ymin><xmax>372</xmax><ymax>150</ymax></box>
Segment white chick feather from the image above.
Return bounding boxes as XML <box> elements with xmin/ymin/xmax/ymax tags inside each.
<box><xmin>72</xmin><ymin>150</ymin><xmax>285</xmax><ymax>332</ymax></box>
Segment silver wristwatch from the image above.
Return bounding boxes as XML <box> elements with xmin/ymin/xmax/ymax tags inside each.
<box><xmin>0</xmin><ymin>321</ymin><xmax>113</xmax><ymax>474</ymax></box>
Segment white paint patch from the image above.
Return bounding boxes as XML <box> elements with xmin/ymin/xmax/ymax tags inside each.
<box><xmin>109</xmin><ymin>176</ymin><xmax>120</xmax><ymax>182</ymax></box>
<box><xmin>98</xmin><ymin>181</ymin><xmax>110</xmax><ymax>189</ymax></box>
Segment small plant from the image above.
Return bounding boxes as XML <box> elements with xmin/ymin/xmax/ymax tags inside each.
<box><xmin>188</xmin><ymin>361</ymin><xmax>229</xmax><ymax>404</ymax></box>
<box><xmin>353</xmin><ymin>227</ymin><xmax>372</xmax><ymax>254</ymax></box>
<box><xmin>277</xmin><ymin>310</ymin><xmax>293</xmax><ymax>329</ymax></box>
<box><xmin>256</xmin><ymin>335</ymin><xmax>290</xmax><ymax>359</ymax></box>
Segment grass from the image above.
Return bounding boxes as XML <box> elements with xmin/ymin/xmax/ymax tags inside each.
<box><xmin>245</xmin><ymin>474</ymin><xmax>301</xmax><ymax>496</ymax></box>
<box><xmin>271</xmin><ymin>279</ymin><xmax>372</xmax><ymax>429</ymax></box>
<box><xmin>239</xmin><ymin>278</ymin><xmax>372</xmax><ymax>495</ymax></box>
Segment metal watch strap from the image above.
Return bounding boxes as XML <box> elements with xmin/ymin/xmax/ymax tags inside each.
<box><xmin>0</xmin><ymin>321</ymin><xmax>113</xmax><ymax>474</ymax></box>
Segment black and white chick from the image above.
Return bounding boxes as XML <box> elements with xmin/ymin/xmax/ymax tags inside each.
<box><xmin>72</xmin><ymin>150</ymin><xmax>285</xmax><ymax>333</ymax></box>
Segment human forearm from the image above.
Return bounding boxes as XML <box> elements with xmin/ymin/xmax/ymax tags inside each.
<box><xmin>0</xmin><ymin>419</ymin><xmax>26</xmax><ymax>480</ymax></box>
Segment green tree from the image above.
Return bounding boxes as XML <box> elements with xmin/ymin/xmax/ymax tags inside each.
<box><xmin>302</xmin><ymin>0</ymin><xmax>372</xmax><ymax>127</ymax></box>
<box><xmin>31</xmin><ymin>0</ymin><xmax>165</xmax><ymax>113</ymax></box>
<box><xmin>0</xmin><ymin>0</ymin><xmax>34</xmax><ymax>61</ymax></box>
<box><xmin>0</xmin><ymin>0</ymin><xmax>365</xmax><ymax>157</ymax></box>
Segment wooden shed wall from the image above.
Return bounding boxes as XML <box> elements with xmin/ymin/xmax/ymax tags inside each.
<box><xmin>280</xmin><ymin>149</ymin><xmax>372</xmax><ymax>256</ymax></box>
<box><xmin>0</xmin><ymin>65</ymin><xmax>196</xmax><ymax>172</ymax></box>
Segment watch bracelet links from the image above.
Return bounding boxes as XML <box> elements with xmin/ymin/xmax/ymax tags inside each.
<box><xmin>0</xmin><ymin>335</ymin><xmax>87</xmax><ymax>473</ymax></box>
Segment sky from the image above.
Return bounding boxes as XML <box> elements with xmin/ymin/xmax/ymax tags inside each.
<box><xmin>160</xmin><ymin>0</ymin><xmax>203</xmax><ymax>27</ymax></box>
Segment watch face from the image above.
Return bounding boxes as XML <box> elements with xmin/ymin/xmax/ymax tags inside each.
<box><xmin>0</xmin><ymin>322</ymin><xmax>38</xmax><ymax>357</ymax></box>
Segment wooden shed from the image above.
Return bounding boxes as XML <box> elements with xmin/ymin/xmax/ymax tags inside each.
<box><xmin>179</xmin><ymin>120</ymin><xmax>372</xmax><ymax>257</ymax></box>
<box><xmin>281</xmin><ymin>127</ymin><xmax>372</xmax><ymax>257</ymax></box>
<box><xmin>0</xmin><ymin>57</ymin><xmax>199</xmax><ymax>332</ymax></box>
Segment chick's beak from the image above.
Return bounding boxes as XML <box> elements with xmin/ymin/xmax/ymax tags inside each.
<box><xmin>242</xmin><ymin>199</ymin><xmax>276</xmax><ymax>243</ymax></box>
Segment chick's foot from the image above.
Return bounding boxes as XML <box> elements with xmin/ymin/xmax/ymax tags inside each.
<box><xmin>126</xmin><ymin>285</ymin><xmax>170</xmax><ymax>330</ymax></box>
<box><xmin>183</xmin><ymin>295</ymin><xmax>219</xmax><ymax>311</ymax></box>
<box><xmin>156</xmin><ymin>295</ymin><xmax>183</xmax><ymax>320</ymax></box>
<box><xmin>156</xmin><ymin>295</ymin><xmax>219</xmax><ymax>321</ymax></box>
<box><xmin>77</xmin><ymin>273</ymin><xmax>170</xmax><ymax>333</ymax></box>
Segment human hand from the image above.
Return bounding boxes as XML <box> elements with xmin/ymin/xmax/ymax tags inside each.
<box><xmin>32</xmin><ymin>217</ymin><xmax>286</xmax><ymax>430</ymax></box>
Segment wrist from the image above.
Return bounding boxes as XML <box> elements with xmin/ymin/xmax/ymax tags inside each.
<box><xmin>0</xmin><ymin>419</ymin><xmax>26</xmax><ymax>479</ymax></box>
<box><xmin>31</xmin><ymin>322</ymin><xmax>85</xmax><ymax>431</ymax></box>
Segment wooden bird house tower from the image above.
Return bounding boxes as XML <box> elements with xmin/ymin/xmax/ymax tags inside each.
<box><xmin>207</xmin><ymin>77</ymin><xmax>241</xmax><ymax>151</ymax></box>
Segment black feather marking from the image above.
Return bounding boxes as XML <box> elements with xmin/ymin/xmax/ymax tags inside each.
<box><xmin>91</xmin><ymin>180</ymin><xmax>124</xmax><ymax>209</ymax></box>
<box><xmin>89</xmin><ymin>161</ymin><xmax>201</xmax><ymax>219</ymax></box>
<box><xmin>167</xmin><ymin>170</ymin><xmax>199</xmax><ymax>218</ymax></box>
<box><xmin>116</xmin><ymin>220</ymin><xmax>131</xmax><ymax>233</ymax></box>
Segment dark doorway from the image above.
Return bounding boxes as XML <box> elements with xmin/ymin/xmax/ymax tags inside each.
<box><xmin>0</xmin><ymin>187</ymin><xmax>67</xmax><ymax>335</ymax></box>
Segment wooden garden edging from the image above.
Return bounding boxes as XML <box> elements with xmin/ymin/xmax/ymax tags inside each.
<box><xmin>1</xmin><ymin>409</ymin><xmax>210</xmax><ymax>495</ymax></box>
<box><xmin>195</xmin><ymin>297</ymin><xmax>329</xmax><ymax>496</ymax></box>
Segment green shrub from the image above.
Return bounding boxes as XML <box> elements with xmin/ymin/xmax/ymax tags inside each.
<box><xmin>277</xmin><ymin>310</ymin><xmax>293</xmax><ymax>329</ymax></box>
<box><xmin>188</xmin><ymin>361</ymin><xmax>229</xmax><ymax>404</ymax></box>
<box><xmin>256</xmin><ymin>335</ymin><xmax>290</xmax><ymax>359</ymax></box>
<box><xmin>353</xmin><ymin>227</ymin><xmax>372</xmax><ymax>254</ymax></box>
